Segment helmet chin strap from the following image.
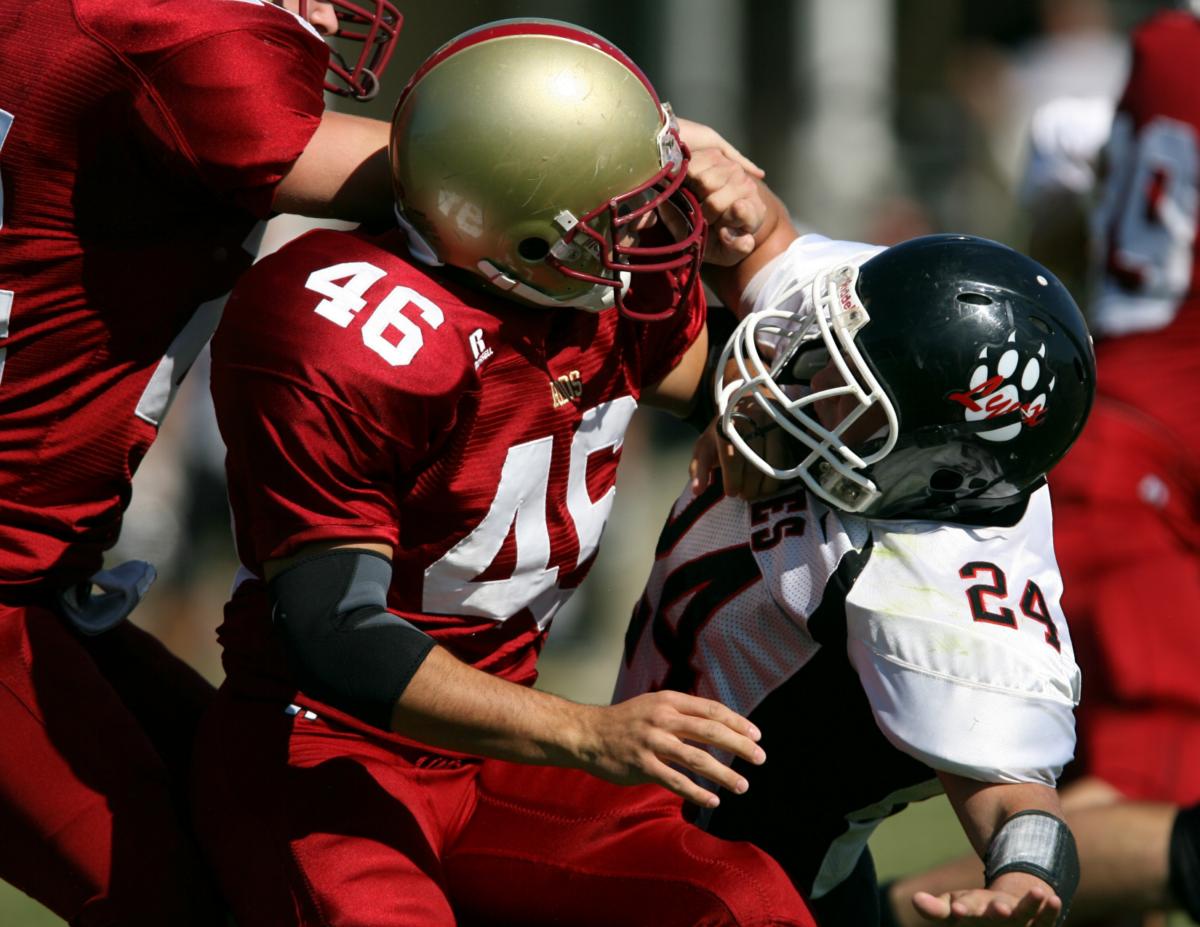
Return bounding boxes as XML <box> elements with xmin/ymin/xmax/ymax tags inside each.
<box><xmin>397</xmin><ymin>205</ymin><xmax>632</xmax><ymax>312</ymax></box>
<box><xmin>476</xmin><ymin>260</ymin><xmax>631</xmax><ymax>313</ymax></box>
<box><xmin>395</xmin><ymin>206</ymin><xmax>444</xmax><ymax>267</ymax></box>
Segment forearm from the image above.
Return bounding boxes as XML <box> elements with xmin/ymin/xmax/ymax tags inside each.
<box><xmin>389</xmin><ymin>645</ymin><xmax>590</xmax><ymax>766</ymax></box>
<box><xmin>266</xmin><ymin>541</ymin><xmax>766</xmax><ymax>806</ymax></box>
<box><xmin>640</xmin><ymin>325</ymin><xmax>709</xmax><ymax>419</ymax></box>
<box><xmin>274</xmin><ymin>111</ymin><xmax>393</xmax><ymax>224</ymax></box>
<box><xmin>939</xmin><ymin>772</ymin><xmax>1065</xmax><ymax>860</ymax></box>
<box><xmin>1066</xmin><ymin>801</ymin><xmax>1175</xmax><ymax>921</ymax></box>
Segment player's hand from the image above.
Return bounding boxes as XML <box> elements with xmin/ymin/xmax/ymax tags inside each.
<box><xmin>912</xmin><ymin>872</ymin><xmax>1062</xmax><ymax>927</ymax></box>
<box><xmin>676</xmin><ymin>117</ymin><xmax>765</xmax><ymax>180</ymax></box>
<box><xmin>683</xmin><ymin>148</ymin><xmax>768</xmax><ymax>265</ymax></box>
<box><xmin>574</xmin><ymin>690</ymin><xmax>766</xmax><ymax>808</ymax></box>
<box><xmin>690</xmin><ymin>402</ymin><xmax>792</xmax><ymax>501</ymax></box>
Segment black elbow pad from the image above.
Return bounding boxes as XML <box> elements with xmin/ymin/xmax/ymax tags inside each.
<box><xmin>267</xmin><ymin>548</ymin><xmax>434</xmax><ymax>731</ymax></box>
<box><xmin>683</xmin><ymin>309</ymin><xmax>738</xmax><ymax>434</ymax></box>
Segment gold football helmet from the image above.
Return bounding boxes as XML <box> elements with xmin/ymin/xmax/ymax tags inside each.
<box><xmin>390</xmin><ymin>20</ymin><xmax>706</xmax><ymax>321</ymax></box>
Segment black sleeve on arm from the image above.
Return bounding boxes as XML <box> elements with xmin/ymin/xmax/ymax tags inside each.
<box><xmin>267</xmin><ymin>548</ymin><xmax>435</xmax><ymax>730</ymax></box>
<box><xmin>683</xmin><ymin>305</ymin><xmax>739</xmax><ymax>433</ymax></box>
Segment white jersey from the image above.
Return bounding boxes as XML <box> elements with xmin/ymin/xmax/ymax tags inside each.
<box><xmin>614</xmin><ymin>481</ymin><xmax>1080</xmax><ymax>904</ymax></box>
<box><xmin>736</xmin><ymin>233</ymin><xmax>883</xmax><ymax>320</ymax></box>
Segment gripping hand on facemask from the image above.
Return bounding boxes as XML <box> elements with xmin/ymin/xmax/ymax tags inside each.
<box><xmin>674</xmin><ymin>119</ymin><xmax>768</xmax><ymax>266</ymax></box>
<box><xmin>690</xmin><ymin>391</ymin><xmax>795</xmax><ymax>501</ymax></box>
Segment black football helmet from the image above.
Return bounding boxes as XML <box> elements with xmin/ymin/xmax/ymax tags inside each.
<box><xmin>716</xmin><ymin>234</ymin><xmax>1096</xmax><ymax>518</ymax></box>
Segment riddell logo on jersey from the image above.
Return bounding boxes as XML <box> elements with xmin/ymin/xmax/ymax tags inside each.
<box><xmin>469</xmin><ymin>329</ymin><xmax>493</xmax><ymax>369</ymax></box>
<box><xmin>945</xmin><ymin>330</ymin><xmax>1056</xmax><ymax>442</ymax></box>
<box><xmin>550</xmin><ymin>371</ymin><xmax>583</xmax><ymax>408</ymax></box>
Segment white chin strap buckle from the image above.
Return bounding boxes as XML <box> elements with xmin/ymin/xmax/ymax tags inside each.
<box><xmin>476</xmin><ymin>260</ymin><xmax>630</xmax><ymax>314</ymax></box>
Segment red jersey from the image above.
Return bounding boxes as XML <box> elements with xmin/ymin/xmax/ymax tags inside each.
<box><xmin>212</xmin><ymin>228</ymin><xmax>703</xmax><ymax>687</ymax></box>
<box><xmin>1091</xmin><ymin>10</ymin><xmax>1200</xmax><ymax>339</ymax></box>
<box><xmin>0</xmin><ymin>0</ymin><xmax>328</xmax><ymax>588</ymax></box>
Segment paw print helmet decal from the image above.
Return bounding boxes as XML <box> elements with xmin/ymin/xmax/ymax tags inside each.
<box><xmin>948</xmin><ymin>330</ymin><xmax>1055</xmax><ymax>442</ymax></box>
<box><xmin>718</xmin><ymin>235</ymin><xmax>1096</xmax><ymax>519</ymax></box>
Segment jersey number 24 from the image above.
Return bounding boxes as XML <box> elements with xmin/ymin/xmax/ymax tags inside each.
<box><xmin>959</xmin><ymin>561</ymin><xmax>1061</xmax><ymax>652</ymax></box>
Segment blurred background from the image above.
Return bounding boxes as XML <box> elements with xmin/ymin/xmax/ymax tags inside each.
<box><xmin>1</xmin><ymin>0</ymin><xmax>1187</xmax><ymax>922</ymax></box>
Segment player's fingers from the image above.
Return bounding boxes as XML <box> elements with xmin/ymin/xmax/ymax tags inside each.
<box><xmin>644</xmin><ymin>756</ymin><xmax>722</xmax><ymax>808</ymax></box>
<box><xmin>720</xmin><ymin>430</ymin><xmax>748</xmax><ymax>498</ymax></box>
<box><xmin>693</xmin><ymin>164</ymin><xmax>759</xmax><ymax>230</ymax></box>
<box><xmin>911</xmin><ymin>891</ymin><xmax>953</xmax><ymax>921</ymax></box>
<box><xmin>1031</xmin><ymin>896</ymin><xmax>1061</xmax><ymax>927</ymax></box>
<box><xmin>655</xmin><ymin>198</ymin><xmax>689</xmax><ymax>243</ymax></box>
<box><xmin>940</xmin><ymin>890</ymin><xmax>1003</xmax><ymax>920</ymax></box>
<box><xmin>684</xmin><ymin>150</ymin><xmax>763</xmax><ymax>228</ymax></box>
<box><xmin>1010</xmin><ymin>888</ymin><xmax>1055</xmax><ymax>926</ymax></box>
<box><xmin>669</xmin><ymin>715</ymin><xmax>765</xmax><ymax>768</ymax></box>
<box><xmin>717</xmin><ymin>226</ymin><xmax>756</xmax><ymax>257</ymax></box>
<box><xmin>738</xmin><ymin>444</ymin><xmax>767</xmax><ymax>500</ymax></box>
<box><xmin>696</xmin><ymin>178</ymin><xmax>765</xmax><ymax>249</ymax></box>
<box><xmin>653</xmin><ymin>737</ymin><xmax>750</xmax><ymax>795</ymax></box>
<box><xmin>685</xmin><ymin>148</ymin><xmax>741</xmax><ymax>194</ymax></box>
<box><xmin>669</xmin><ymin>691</ymin><xmax>763</xmax><ymax>742</ymax></box>
<box><xmin>690</xmin><ymin>426</ymin><xmax>720</xmax><ymax>495</ymax></box>
<box><xmin>664</xmin><ymin>699</ymin><xmax>763</xmax><ymax>750</ymax></box>
<box><xmin>676</xmin><ymin>117</ymin><xmax>765</xmax><ymax>178</ymax></box>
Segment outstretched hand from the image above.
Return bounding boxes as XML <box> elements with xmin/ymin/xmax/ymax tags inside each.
<box><xmin>912</xmin><ymin>873</ymin><xmax>1063</xmax><ymax>927</ymax></box>
<box><xmin>577</xmin><ymin>690</ymin><xmax>766</xmax><ymax>808</ymax></box>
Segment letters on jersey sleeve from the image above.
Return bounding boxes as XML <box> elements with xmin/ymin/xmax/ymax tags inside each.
<box><xmin>846</xmin><ymin>486</ymin><xmax>1081</xmax><ymax>786</ymax></box>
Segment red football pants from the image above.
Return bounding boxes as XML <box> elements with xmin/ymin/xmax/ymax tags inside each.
<box><xmin>0</xmin><ymin>599</ymin><xmax>224</xmax><ymax>926</ymax></box>
<box><xmin>191</xmin><ymin>686</ymin><xmax>815</xmax><ymax>927</ymax></box>
<box><xmin>1050</xmin><ymin>396</ymin><xmax>1200</xmax><ymax>804</ymax></box>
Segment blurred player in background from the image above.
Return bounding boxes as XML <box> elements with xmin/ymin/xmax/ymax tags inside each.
<box><xmin>884</xmin><ymin>4</ymin><xmax>1200</xmax><ymax>925</ymax></box>
<box><xmin>0</xmin><ymin>0</ymin><xmax>402</xmax><ymax>922</ymax></box>
<box><xmin>618</xmin><ymin>183</ymin><xmax>1095</xmax><ymax>927</ymax></box>
<box><xmin>193</xmin><ymin>20</ymin><xmax>815</xmax><ymax>927</ymax></box>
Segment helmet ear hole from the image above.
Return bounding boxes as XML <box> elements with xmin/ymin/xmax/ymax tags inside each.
<box><xmin>930</xmin><ymin>469</ymin><xmax>965</xmax><ymax>491</ymax></box>
<box><xmin>956</xmin><ymin>292</ymin><xmax>993</xmax><ymax>306</ymax></box>
<box><xmin>518</xmin><ymin>237</ymin><xmax>551</xmax><ymax>262</ymax></box>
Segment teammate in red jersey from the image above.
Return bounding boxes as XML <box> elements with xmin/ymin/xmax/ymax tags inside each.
<box><xmin>0</xmin><ymin>0</ymin><xmax>403</xmax><ymax>923</ymax></box>
<box><xmin>193</xmin><ymin>20</ymin><xmax>812</xmax><ymax>927</ymax></box>
<box><xmin>883</xmin><ymin>8</ymin><xmax>1200</xmax><ymax>925</ymax></box>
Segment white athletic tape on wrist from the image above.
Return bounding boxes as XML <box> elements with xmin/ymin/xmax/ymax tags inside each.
<box><xmin>984</xmin><ymin>810</ymin><xmax>1079</xmax><ymax>926</ymax></box>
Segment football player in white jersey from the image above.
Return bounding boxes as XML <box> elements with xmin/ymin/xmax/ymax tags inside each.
<box><xmin>615</xmin><ymin>188</ymin><xmax>1096</xmax><ymax>927</ymax></box>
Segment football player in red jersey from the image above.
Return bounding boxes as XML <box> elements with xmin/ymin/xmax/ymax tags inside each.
<box><xmin>882</xmin><ymin>6</ymin><xmax>1200</xmax><ymax>925</ymax></box>
<box><xmin>192</xmin><ymin>20</ymin><xmax>814</xmax><ymax>927</ymax></box>
<box><xmin>0</xmin><ymin>0</ymin><xmax>407</xmax><ymax>923</ymax></box>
